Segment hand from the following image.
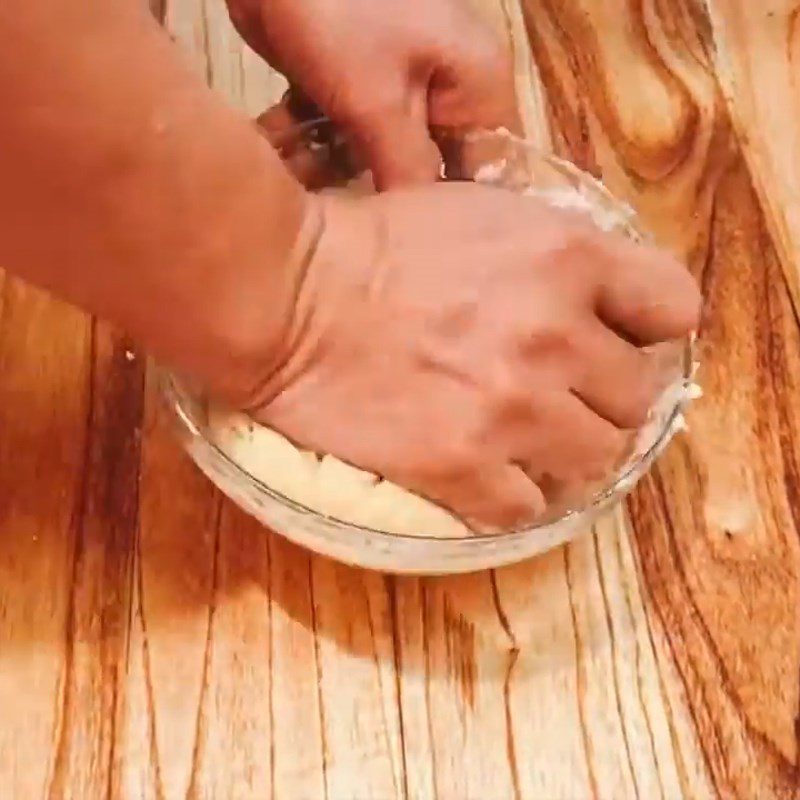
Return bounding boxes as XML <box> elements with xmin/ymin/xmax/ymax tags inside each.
<box><xmin>226</xmin><ymin>0</ymin><xmax>518</xmax><ymax>188</ymax></box>
<box><xmin>245</xmin><ymin>183</ymin><xmax>701</xmax><ymax>531</ymax></box>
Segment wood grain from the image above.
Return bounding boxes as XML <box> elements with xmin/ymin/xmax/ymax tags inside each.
<box><xmin>1</xmin><ymin>0</ymin><xmax>799</xmax><ymax>798</ymax></box>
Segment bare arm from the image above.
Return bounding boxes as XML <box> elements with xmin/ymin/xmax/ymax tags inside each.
<box><xmin>0</xmin><ymin>0</ymin><xmax>701</xmax><ymax>528</ymax></box>
<box><xmin>0</xmin><ymin>0</ymin><xmax>309</xmax><ymax>399</ymax></box>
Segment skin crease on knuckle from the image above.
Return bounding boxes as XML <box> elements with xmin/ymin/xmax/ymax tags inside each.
<box><xmin>405</xmin><ymin>444</ymin><xmax>497</xmax><ymax>524</ymax></box>
<box><xmin>598</xmin><ymin>242</ymin><xmax>701</xmax><ymax>343</ymax></box>
<box><xmin>569</xmin><ymin>329</ymin><xmax>659</xmax><ymax>430</ymax></box>
<box><xmin>604</xmin><ymin>386</ymin><xmax>653</xmax><ymax>430</ymax></box>
<box><xmin>453</xmin><ymin>472</ymin><xmax>539</xmax><ymax>531</ymax></box>
<box><xmin>427</xmin><ymin>42</ymin><xmax>513</xmax><ymax>129</ymax></box>
<box><xmin>513</xmin><ymin>385</ymin><xmax>627</xmax><ymax>478</ymax></box>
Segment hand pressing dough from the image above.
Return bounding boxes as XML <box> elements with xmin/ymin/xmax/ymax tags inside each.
<box><xmin>207</xmin><ymin>407</ymin><xmax>471</xmax><ymax>537</ymax></box>
<box><xmin>208</xmin><ymin>169</ymin><xmax>674</xmax><ymax>538</ymax></box>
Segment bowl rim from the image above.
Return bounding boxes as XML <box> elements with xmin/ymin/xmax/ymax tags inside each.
<box><xmin>160</xmin><ymin>126</ymin><xmax>694</xmax><ymax>543</ymax></box>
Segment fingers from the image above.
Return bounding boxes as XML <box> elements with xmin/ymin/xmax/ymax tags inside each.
<box><xmin>512</xmin><ymin>391</ymin><xmax>631</xmax><ymax>494</ymax></box>
<box><xmin>570</xmin><ymin>322</ymin><xmax>661</xmax><ymax>429</ymax></box>
<box><xmin>346</xmin><ymin>85</ymin><xmax>443</xmax><ymax>190</ymax></box>
<box><xmin>226</xmin><ymin>0</ymin><xmax>276</xmax><ymax>66</ymax></box>
<box><xmin>596</xmin><ymin>238</ymin><xmax>701</xmax><ymax>345</ymax></box>
<box><xmin>255</xmin><ymin>105</ymin><xmax>335</xmax><ymax>188</ymax></box>
<box><xmin>255</xmin><ymin>94</ymin><xmax>353</xmax><ymax>189</ymax></box>
<box><xmin>258</xmin><ymin>85</ymin><xmax>442</xmax><ymax>190</ymax></box>
<box><xmin>427</xmin><ymin>18</ymin><xmax>520</xmax><ymax>179</ymax></box>
<box><xmin>254</xmin><ymin>102</ymin><xmax>303</xmax><ymax>151</ymax></box>
<box><xmin>429</xmin><ymin>35</ymin><xmax>521</xmax><ymax>136</ymax></box>
<box><xmin>430</xmin><ymin>462</ymin><xmax>546</xmax><ymax>533</ymax></box>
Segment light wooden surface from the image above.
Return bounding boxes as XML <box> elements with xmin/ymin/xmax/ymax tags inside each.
<box><xmin>2</xmin><ymin>1</ymin><xmax>799</xmax><ymax>798</ymax></box>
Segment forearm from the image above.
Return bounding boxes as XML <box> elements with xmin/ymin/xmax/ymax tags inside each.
<box><xmin>0</xmin><ymin>1</ymin><xmax>309</xmax><ymax>397</ymax></box>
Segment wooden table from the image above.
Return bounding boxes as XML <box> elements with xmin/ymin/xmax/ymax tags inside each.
<box><xmin>2</xmin><ymin>1</ymin><xmax>799</xmax><ymax>797</ymax></box>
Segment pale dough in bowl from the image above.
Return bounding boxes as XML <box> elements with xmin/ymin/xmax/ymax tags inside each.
<box><xmin>207</xmin><ymin>178</ymin><xmax>683</xmax><ymax>538</ymax></box>
<box><xmin>207</xmin><ymin>408</ymin><xmax>471</xmax><ymax>537</ymax></box>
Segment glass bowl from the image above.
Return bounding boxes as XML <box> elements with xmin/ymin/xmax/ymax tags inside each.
<box><xmin>159</xmin><ymin>125</ymin><xmax>695</xmax><ymax>574</ymax></box>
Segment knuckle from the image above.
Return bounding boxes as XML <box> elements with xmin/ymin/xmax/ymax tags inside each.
<box><xmin>348</xmin><ymin>85</ymin><xmax>406</xmax><ymax>130</ymax></box>
<box><xmin>562</xmin><ymin>221</ymin><xmax>600</xmax><ymax>256</ymax></box>
<box><xmin>415</xmin><ymin>440</ymin><xmax>478</xmax><ymax>486</ymax></box>
<box><xmin>318</xmin><ymin>78</ymin><xmax>394</xmax><ymax>131</ymax></box>
<box><xmin>484</xmin><ymin>360</ymin><xmax>523</xmax><ymax>409</ymax></box>
<box><xmin>467</xmin><ymin>483</ymin><xmax>537</xmax><ymax>531</ymax></box>
<box><xmin>525</xmin><ymin>323</ymin><xmax>580</xmax><ymax>361</ymax></box>
<box><xmin>620</xmin><ymin>397</ymin><xmax>652</xmax><ymax>430</ymax></box>
<box><xmin>226</xmin><ymin>0</ymin><xmax>261</xmax><ymax>30</ymax></box>
<box><xmin>537</xmin><ymin>226</ymin><xmax>601</xmax><ymax>284</ymax></box>
<box><xmin>491</xmin><ymin>499</ymin><xmax>535</xmax><ymax>530</ymax></box>
<box><xmin>622</xmin><ymin>378</ymin><xmax>659</xmax><ymax>428</ymax></box>
<box><xmin>474</xmin><ymin>36</ymin><xmax>511</xmax><ymax>79</ymax></box>
<box><xmin>588</xmin><ymin>430</ymin><xmax>629</xmax><ymax>477</ymax></box>
<box><xmin>555</xmin><ymin>428</ymin><xmax>625</xmax><ymax>484</ymax></box>
<box><xmin>671</xmin><ymin>278</ymin><xmax>702</xmax><ymax>333</ymax></box>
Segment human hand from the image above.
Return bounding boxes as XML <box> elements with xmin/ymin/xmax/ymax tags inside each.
<box><xmin>226</xmin><ymin>0</ymin><xmax>518</xmax><ymax>189</ymax></box>
<box><xmin>245</xmin><ymin>183</ymin><xmax>700</xmax><ymax>531</ymax></box>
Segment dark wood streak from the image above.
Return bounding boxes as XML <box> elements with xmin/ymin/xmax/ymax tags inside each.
<box><xmin>198</xmin><ymin>0</ymin><xmax>216</xmax><ymax>90</ymax></box>
<box><xmin>696</xmin><ymin>183</ymin><xmax>720</xmax><ymax>311</ymax></box>
<box><xmin>442</xmin><ymin>594</ymin><xmax>478</xmax><ymax>712</ymax></box>
<box><xmin>753</xmin><ymin>188</ymin><xmax>800</xmax><ymax>786</ymax></box>
<box><xmin>788</xmin><ymin>5</ymin><xmax>800</xmax><ymax>59</ymax></box>
<box><xmin>612</xmin><ymin>530</ymin><xmax>668</xmax><ymax>800</ymax></box>
<box><xmin>46</xmin><ymin>321</ymin><xmax>96</xmax><ymax>800</ymax></box>
<box><xmin>646</xmin><ymin>462</ymin><xmax>800</xmax><ymax>796</ymax></box>
<box><xmin>682</xmin><ymin>0</ymin><xmax>714</xmax><ymax>64</ymax></box>
<box><xmin>185</xmin><ymin>495</ymin><xmax>223</xmax><ymax>800</ymax></box>
<box><xmin>523</xmin><ymin>0</ymin><xmax>701</xmax><ymax>181</ymax></box>
<box><xmin>630</xmin><ymin>468</ymin><xmax>725</xmax><ymax>800</ymax></box>
<box><xmin>628</xmin><ymin>528</ymin><xmax>703</xmax><ymax>800</ymax></box>
<box><xmin>563</xmin><ymin>547</ymin><xmax>600</xmax><ymax>800</ymax></box>
<box><xmin>489</xmin><ymin>572</ymin><xmax>522</xmax><ymax>800</ymax></box>
<box><xmin>764</xmin><ymin>259</ymin><xmax>800</xmax><ymax>782</ymax></box>
<box><xmin>362</xmin><ymin>575</ymin><xmax>405</xmax><ymax>800</ymax></box>
<box><xmin>266</xmin><ymin>534</ymin><xmax>277</xmax><ymax>799</ymax></box>
<box><xmin>307</xmin><ymin>558</ymin><xmax>331</xmax><ymax>800</ymax></box>
<box><xmin>104</xmin><ymin>340</ymin><xmax>145</xmax><ymax>800</ymax></box>
<box><xmin>631</xmin><ymin>457</ymin><xmax>799</xmax><ymax>798</ymax></box>
<box><xmin>521</xmin><ymin>0</ymin><xmax>800</xmax><ymax>793</ymax></box>
<box><xmin>760</xmin><ymin>232</ymin><xmax>800</xmax><ymax>788</ymax></box>
<box><xmin>755</xmin><ymin>234</ymin><xmax>797</xmax><ymax>553</ymax></box>
<box><xmin>386</xmin><ymin>576</ymin><xmax>412</xmax><ymax>800</ymax></box>
<box><xmin>135</xmin><ymin>514</ymin><xmax>168</xmax><ymax>800</ymax></box>
<box><xmin>420</xmin><ymin>580</ymin><xmax>441</xmax><ymax>800</ymax></box>
<box><xmin>763</xmin><ymin>245</ymin><xmax>800</xmax><ymax>540</ymax></box>
<box><xmin>592</xmin><ymin>531</ymin><xmax>642</xmax><ymax>800</ymax></box>
<box><xmin>521</xmin><ymin>5</ymin><xmax>598</xmax><ymax>172</ymax></box>
<box><xmin>623</xmin><ymin>0</ymin><xmax>703</xmax><ymax>179</ymax></box>
<box><xmin>654</xmin><ymin>0</ymin><xmax>713</xmax><ymax>71</ymax></box>
<box><xmin>47</xmin><ymin>324</ymin><xmax>145</xmax><ymax>800</ymax></box>
<box><xmin>148</xmin><ymin>0</ymin><xmax>167</xmax><ymax>24</ymax></box>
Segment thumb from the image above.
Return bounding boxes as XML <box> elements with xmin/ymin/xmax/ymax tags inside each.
<box><xmin>348</xmin><ymin>86</ymin><xmax>442</xmax><ymax>190</ymax></box>
<box><xmin>427</xmin><ymin>14</ymin><xmax>522</xmax><ymax>136</ymax></box>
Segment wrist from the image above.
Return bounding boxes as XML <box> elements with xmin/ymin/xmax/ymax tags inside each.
<box><xmin>207</xmin><ymin>186</ymin><xmax>326</xmax><ymax>407</ymax></box>
<box><xmin>239</xmin><ymin>193</ymin><xmax>387</xmax><ymax>417</ymax></box>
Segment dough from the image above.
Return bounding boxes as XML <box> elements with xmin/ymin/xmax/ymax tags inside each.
<box><xmin>208</xmin><ymin>161</ymin><xmax>671</xmax><ymax>537</ymax></box>
<box><xmin>207</xmin><ymin>407</ymin><xmax>471</xmax><ymax>537</ymax></box>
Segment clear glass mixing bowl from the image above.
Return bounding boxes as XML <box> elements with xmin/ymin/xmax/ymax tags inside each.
<box><xmin>159</xmin><ymin>125</ymin><xmax>694</xmax><ymax>574</ymax></box>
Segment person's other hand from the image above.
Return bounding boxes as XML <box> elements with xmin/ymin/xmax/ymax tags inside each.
<box><xmin>243</xmin><ymin>183</ymin><xmax>700</xmax><ymax>531</ymax></box>
<box><xmin>226</xmin><ymin>0</ymin><xmax>519</xmax><ymax>189</ymax></box>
